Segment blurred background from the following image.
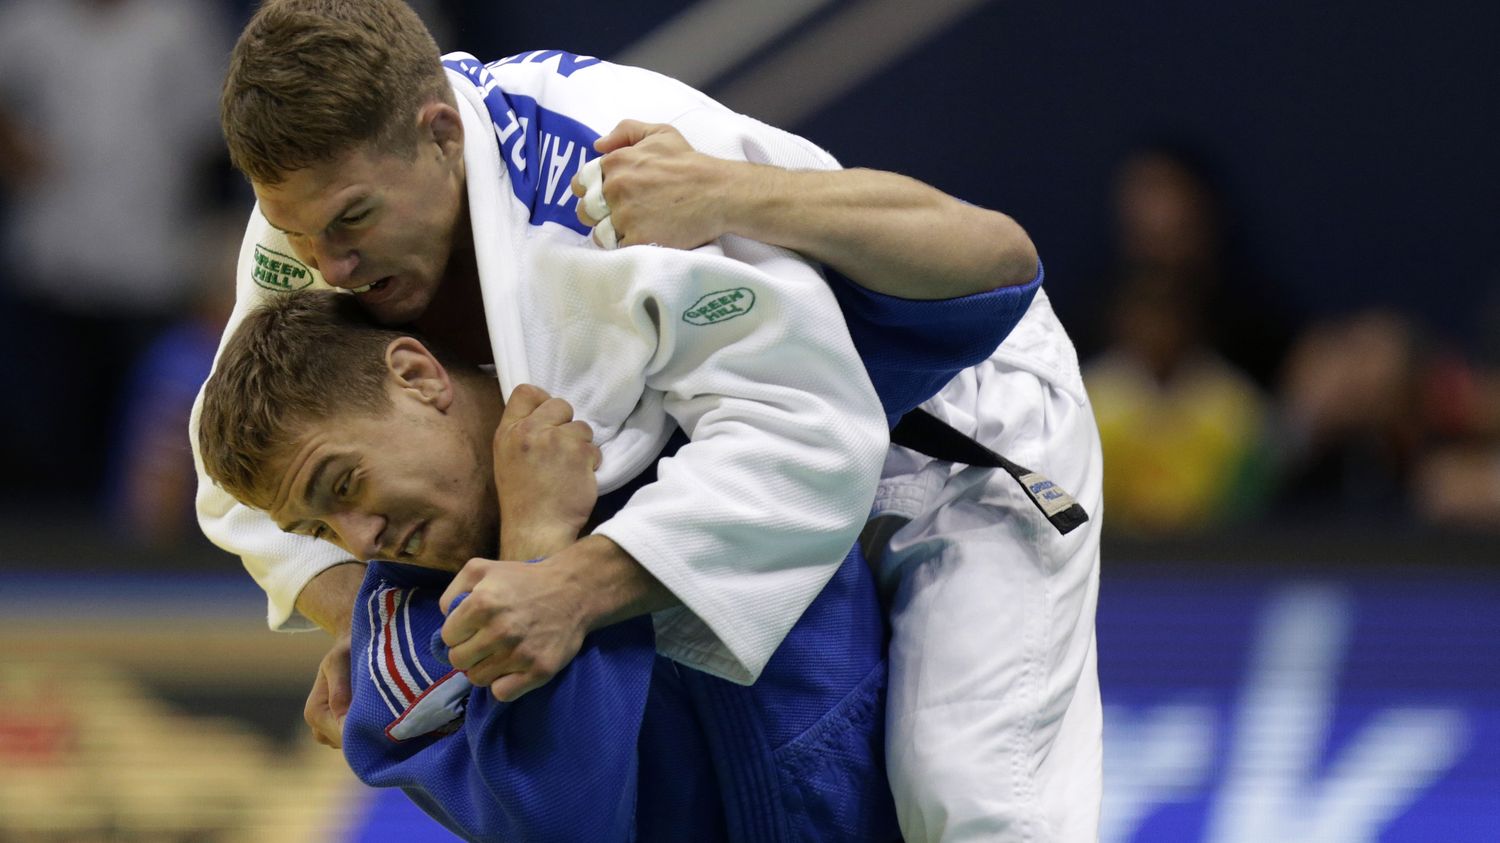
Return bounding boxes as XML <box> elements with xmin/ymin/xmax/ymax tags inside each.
<box><xmin>0</xmin><ymin>0</ymin><xmax>1495</xmax><ymax>840</ymax></box>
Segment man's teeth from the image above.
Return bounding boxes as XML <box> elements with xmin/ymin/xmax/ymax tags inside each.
<box><xmin>350</xmin><ymin>278</ymin><xmax>389</xmax><ymax>294</ymax></box>
<box><xmin>402</xmin><ymin>530</ymin><xmax>423</xmax><ymax>557</ymax></box>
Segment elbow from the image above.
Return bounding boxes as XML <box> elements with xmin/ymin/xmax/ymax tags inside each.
<box><xmin>990</xmin><ymin>213</ymin><xmax>1040</xmax><ymax>289</ymax></box>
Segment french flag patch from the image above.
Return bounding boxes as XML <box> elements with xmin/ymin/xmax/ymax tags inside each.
<box><xmin>363</xmin><ymin>584</ymin><xmax>473</xmax><ymax>742</ymax></box>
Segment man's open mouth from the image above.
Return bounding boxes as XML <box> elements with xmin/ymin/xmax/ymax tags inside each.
<box><xmin>350</xmin><ymin>277</ymin><xmax>392</xmax><ymax>294</ymax></box>
<box><xmin>399</xmin><ymin>523</ymin><xmax>425</xmax><ymax>559</ymax></box>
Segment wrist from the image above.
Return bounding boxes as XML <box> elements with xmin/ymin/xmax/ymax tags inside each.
<box><xmin>712</xmin><ymin>157</ymin><xmax>776</xmax><ymax>242</ymax></box>
<box><xmin>499</xmin><ymin>521</ymin><xmax>579</xmax><ymax>561</ymax></box>
<box><xmin>546</xmin><ymin>535</ymin><xmax>678</xmax><ymax>633</ymax></box>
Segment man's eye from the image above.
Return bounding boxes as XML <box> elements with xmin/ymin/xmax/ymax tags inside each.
<box><xmin>336</xmin><ymin>473</ymin><xmax>353</xmax><ymax>498</ymax></box>
<box><xmin>339</xmin><ymin>209</ymin><xmax>370</xmax><ymax>226</ymax></box>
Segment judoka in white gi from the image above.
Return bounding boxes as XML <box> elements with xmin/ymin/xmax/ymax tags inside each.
<box><xmin>194</xmin><ymin>1</ymin><xmax>1103</xmax><ymax>839</ymax></box>
<box><xmin>576</xmin><ymin>122</ymin><xmax>1105</xmax><ymax>843</ymax></box>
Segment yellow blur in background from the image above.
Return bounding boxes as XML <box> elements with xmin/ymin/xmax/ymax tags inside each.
<box><xmin>0</xmin><ymin>601</ymin><xmax>361</xmax><ymax>842</ymax></box>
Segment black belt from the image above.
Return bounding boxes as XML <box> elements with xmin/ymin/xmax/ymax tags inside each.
<box><xmin>891</xmin><ymin>408</ymin><xmax>1089</xmax><ymax>536</ymax></box>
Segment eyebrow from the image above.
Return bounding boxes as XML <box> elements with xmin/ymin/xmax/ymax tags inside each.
<box><xmin>275</xmin><ymin>452</ymin><xmax>340</xmax><ymax>534</ymax></box>
<box><xmin>301</xmin><ymin>454</ymin><xmax>339</xmax><ymax>509</ymax></box>
<box><xmin>266</xmin><ymin>196</ymin><xmax>367</xmax><ymax>238</ymax></box>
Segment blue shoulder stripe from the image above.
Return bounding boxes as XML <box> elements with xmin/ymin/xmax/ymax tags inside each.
<box><xmin>443</xmin><ymin>55</ymin><xmax>600</xmax><ymax>236</ymax></box>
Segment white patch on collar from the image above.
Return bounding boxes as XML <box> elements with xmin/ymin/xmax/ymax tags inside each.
<box><xmin>384</xmin><ymin>669</ymin><xmax>473</xmax><ymax>742</ymax></box>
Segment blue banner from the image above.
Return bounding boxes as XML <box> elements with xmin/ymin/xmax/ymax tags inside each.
<box><xmin>1099</xmin><ymin>571</ymin><xmax>1500</xmax><ymax>843</ymax></box>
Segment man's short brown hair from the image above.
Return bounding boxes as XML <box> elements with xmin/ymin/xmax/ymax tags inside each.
<box><xmin>198</xmin><ymin>291</ymin><xmax>418</xmax><ymax>508</ymax></box>
<box><xmin>221</xmin><ymin>0</ymin><xmax>452</xmax><ymax>185</ymax></box>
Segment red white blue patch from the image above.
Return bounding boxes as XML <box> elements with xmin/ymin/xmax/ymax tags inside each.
<box><xmin>363</xmin><ymin>584</ymin><xmax>472</xmax><ymax>742</ymax></box>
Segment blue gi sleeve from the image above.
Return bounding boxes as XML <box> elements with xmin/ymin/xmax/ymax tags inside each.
<box><xmin>342</xmin><ymin>563</ymin><xmax>657</xmax><ymax>843</ymax></box>
<box><xmin>829</xmin><ymin>261</ymin><xmax>1043</xmax><ymax>426</ymax></box>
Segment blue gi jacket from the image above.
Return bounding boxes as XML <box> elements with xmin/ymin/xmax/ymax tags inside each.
<box><xmin>345</xmin><ymin>548</ymin><xmax>897</xmax><ymax>842</ymax></box>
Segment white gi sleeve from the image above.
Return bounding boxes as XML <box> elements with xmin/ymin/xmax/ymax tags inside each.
<box><xmin>189</xmin><ymin>209</ymin><xmax>351</xmax><ymax>631</ymax></box>
<box><xmin>484</xmin><ymin>92</ymin><xmax>882</xmax><ymax>684</ymax></box>
<box><xmin>618</xmin><ymin>110</ymin><xmax>888</xmax><ymax>683</ymax></box>
<box><xmin>556</xmin><ymin>245</ymin><xmax>888</xmax><ymax>686</ymax></box>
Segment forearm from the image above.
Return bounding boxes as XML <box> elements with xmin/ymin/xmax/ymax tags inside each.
<box><xmin>530</xmin><ymin>535</ymin><xmax>679</xmax><ymax>633</ymax></box>
<box><xmin>714</xmin><ymin>163</ymin><xmax>1039</xmax><ymax>299</ymax></box>
<box><xmin>292</xmin><ymin>561</ymin><xmax>367</xmax><ymax>636</ymax></box>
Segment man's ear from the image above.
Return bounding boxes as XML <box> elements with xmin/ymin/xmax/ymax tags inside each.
<box><xmin>418</xmin><ymin>100</ymin><xmax>464</xmax><ymax>163</ymax></box>
<box><xmin>385</xmin><ymin>337</ymin><xmax>454</xmax><ymax>411</ymax></box>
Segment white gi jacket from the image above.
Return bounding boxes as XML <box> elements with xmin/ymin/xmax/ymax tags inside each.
<box><xmin>191</xmin><ymin>51</ymin><xmax>889</xmax><ymax>684</ymax></box>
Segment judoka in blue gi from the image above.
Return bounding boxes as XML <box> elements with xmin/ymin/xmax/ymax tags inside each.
<box><xmin>196</xmin><ymin>284</ymin><xmax>1020</xmax><ymax>840</ymax></box>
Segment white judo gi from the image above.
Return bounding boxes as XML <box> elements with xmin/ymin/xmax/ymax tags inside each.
<box><xmin>871</xmin><ymin>291</ymin><xmax>1104</xmax><ymax>842</ymax></box>
<box><xmin>191</xmin><ymin>48</ymin><xmax>1102</xmax><ymax>842</ymax></box>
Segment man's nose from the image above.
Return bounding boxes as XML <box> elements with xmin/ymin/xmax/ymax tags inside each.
<box><xmin>298</xmin><ymin>236</ymin><xmax>361</xmax><ymax>288</ymax></box>
<box><xmin>328</xmin><ymin>510</ymin><xmax>387</xmax><ymax>562</ymax></box>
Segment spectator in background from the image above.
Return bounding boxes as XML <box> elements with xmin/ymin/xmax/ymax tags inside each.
<box><xmin>1274</xmin><ymin>309</ymin><xmax>1427</xmax><ymax>522</ymax></box>
<box><xmin>1413</xmin><ymin>284</ymin><xmax>1500</xmax><ymax>531</ymax></box>
<box><xmin>0</xmin><ymin>0</ymin><xmax>229</xmax><ymax>509</ymax></box>
<box><xmin>106</xmin><ymin>217</ymin><xmax>240</xmax><ymax>549</ymax></box>
<box><xmin>1083</xmin><ymin>144</ymin><xmax>1275</xmax><ymax>534</ymax></box>
<box><xmin>1090</xmin><ymin>142</ymin><xmax>1295</xmax><ymax>389</ymax></box>
<box><xmin>1416</xmin><ymin>443</ymin><xmax>1500</xmax><ymax>531</ymax></box>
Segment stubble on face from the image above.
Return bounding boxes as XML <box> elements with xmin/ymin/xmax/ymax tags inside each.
<box><xmin>260</xmin><ymin>395</ymin><xmax>501</xmax><ymax>573</ymax></box>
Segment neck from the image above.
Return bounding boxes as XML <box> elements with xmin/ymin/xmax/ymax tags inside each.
<box><xmin>416</xmin><ymin>197</ymin><xmax>490</xmax><ymax>365</ymax></box>
<box><xmin>454</xmin><ymin>367</ymin><xmax>504</xmax><ymax>443</ymax></box>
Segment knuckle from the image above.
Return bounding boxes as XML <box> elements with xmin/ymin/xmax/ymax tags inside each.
<box><xmin>610</xmin><ymin>167</ymin><xmax>638</xmax><ymax>189</ymax></box>
<box><xmin>510</xmin><ymin>645</ymin><xmax>536</xmax><ymax>670</ymax></box>
<box><xmin>465</xmin><ymin>590</ymin><xmax>501</xmax><ymax>615</ymax></box>
<box><xmin>533</xmin><ymin>655</ymin><xmax>561</xmax><ymax>679</ymax></box>
<box><xmin>444</xmin><ymin>646</ymin><xmax>472</xmax><ymax>669</ymax></box>
<box><xmin>459</xmin><ymin>557</ymin><xmax>494</xmax><ymax>577</ymax></box>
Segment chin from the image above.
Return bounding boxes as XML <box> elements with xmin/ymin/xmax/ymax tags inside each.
<box><xmin>363</xmin><ymin>279</ymin><xmax>439</xmax><ymax>326</ymax></box>
<box><xmin>406</xmin><ymin>557</ymin><xmax>463</xmax><ymax>574</ymax></box>
<box><xmin>442</xmin><ymin>533</ymin><xmax>496</xmax><ymax>571</ymax></box>
<box><xmin>365</xmin><ymin>298</ymin><xmax>427</xmax><ymax>327</ymax></box>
